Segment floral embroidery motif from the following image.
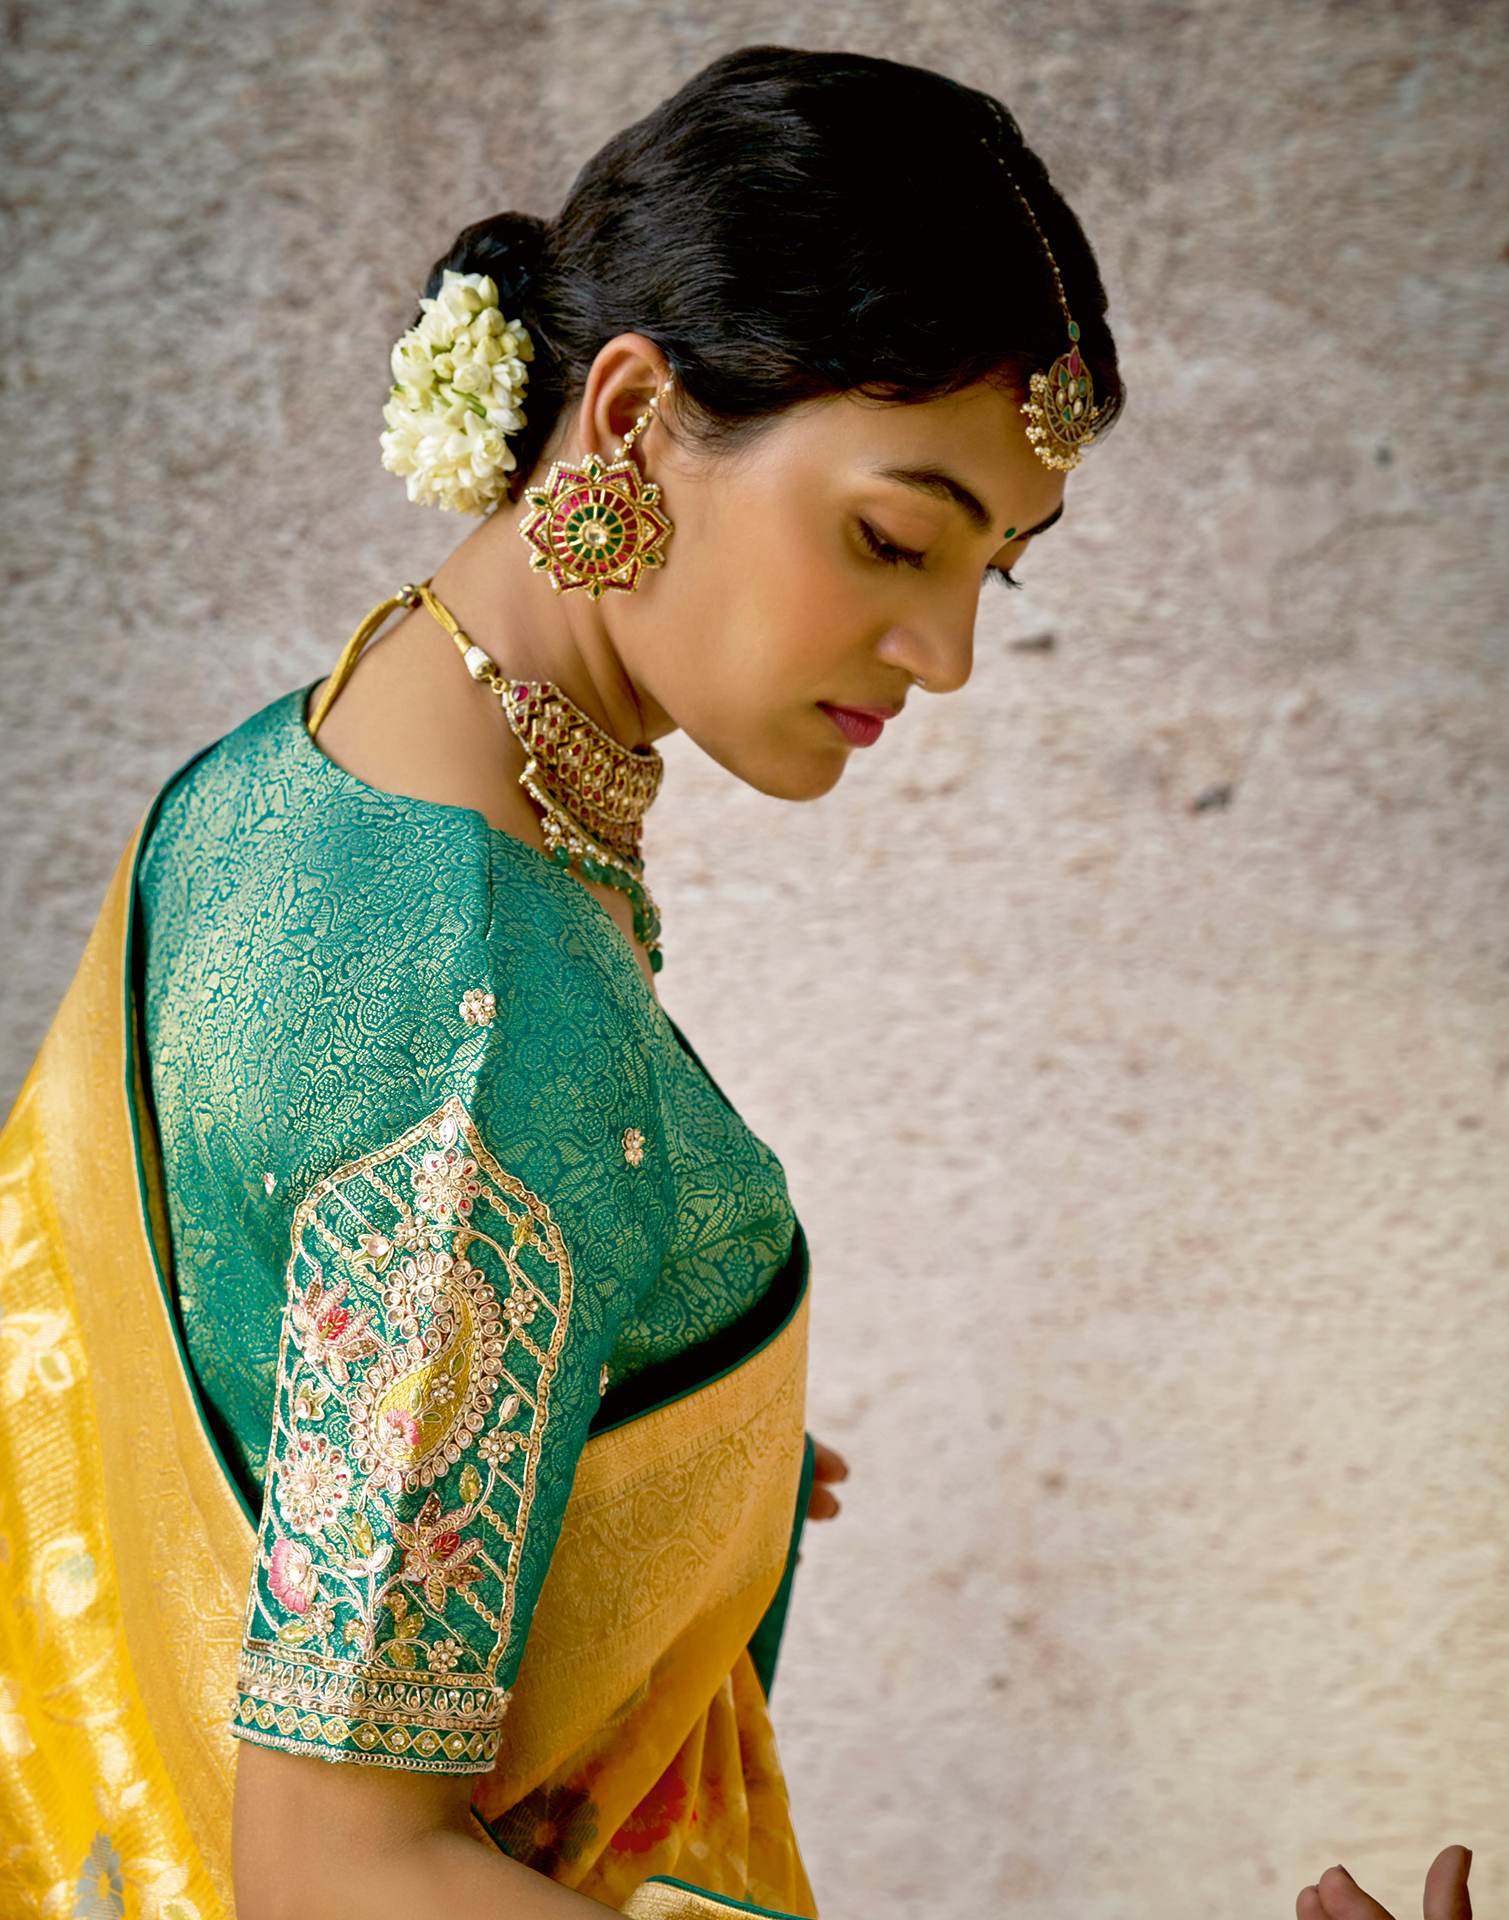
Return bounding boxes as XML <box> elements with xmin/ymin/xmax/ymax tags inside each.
<box><xmin>274</xmin><ymin>1431</ymin><xmax>353</xmax><ymax>1534</ymax></box>
<box><xmin>346</xmin><ymin>1247</ymin><xmax>505</xmax><ymax>1496</ymax></box>
<box><xmin>459</xmin><ymin>985</ymin><xmax>496</xmax><ymax>1026</ymax></box>
<box><xmin>493</xmin><ymin>1780</ymin><xmax>601</xmax><ymax>1875</ymax></box>
<box><xmin>233</xmin><ymin>1093</ymin><xmax>575</xmax><ymax>1772</ymax></box>
<box><xmin>60</xmin><ymin>1829</ymin><xmax>202</xmax><ymax>1920</ymax></box>
<box><xmin>289</xmin><ymin>1271</ymin><xmax>382</xmax><ymax>1383</ymax></box>
<box><xmin>394</xmin><ymin>1488</ymin><xmax>489</xmax><ymax>1608</ymax></box>
<box><xmin>0</xmin><ymin>1306</ymin><xmax>75</xmax><ymax>1401</ymax></box>
<box><xmin>610</xmin><ymin>1757</ymin><xmax>687</xmax><ymax>1854</ymax></box>
<box><xmin>621</xmin><ymin>1125</ymin><xmax>645</xmax><ymax>1167</ymax></box>
<box><xmin>268</xmin><ymin>1536</ymin><xmax>318</xmax><ymax>1613</ymax></box>
<box><xmin>413</xmin><ymin>1141</ymin><xmax>483</xmax><ymax>1226</ymax></box>
<box><xmin>72</xmin><ymin>1829</ymin><xmax>124</xmax><ymax>1917</ymax></box>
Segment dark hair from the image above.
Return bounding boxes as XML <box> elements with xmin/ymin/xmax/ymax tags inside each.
<box><xmin>414</xmin><ymin>43</ymin><xmax>1126</xmax><ymax>505</ymax></box>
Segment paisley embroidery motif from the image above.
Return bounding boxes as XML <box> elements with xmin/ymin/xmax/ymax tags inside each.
<box><xmin>135</xmin><ymin>684</ymin><xmax>806</xmax><ymax>1779</ymax></box>
<box><xmin>232</xmin><ymin>1092</ymin><xmax>575</xmax><ymax>1771</ymax></box>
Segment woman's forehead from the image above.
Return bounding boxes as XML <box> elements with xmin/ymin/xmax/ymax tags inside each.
<box><xmin>779</xmin><ymin>385</ymin><xmax>1065</xmax><ymax>526</ymax></box>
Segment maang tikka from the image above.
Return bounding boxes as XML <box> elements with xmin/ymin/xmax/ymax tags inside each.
<box><xmin>980</xmin><ymin>99</ymin><xmax>1104</xmax><ymax>472</ymax></box>
<box><xmin>516</xmin><ymin>375</ymin><xmax>677</xmax><ymax>598</ymax></box>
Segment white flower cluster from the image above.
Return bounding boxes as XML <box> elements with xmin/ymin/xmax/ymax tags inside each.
<box><xmin>379</xmin><ymin>268</ymin><xmax>534</xmax><ymax>515</ymax></box>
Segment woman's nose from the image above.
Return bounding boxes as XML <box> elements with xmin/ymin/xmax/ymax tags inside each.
<box><xmin>906</xmin><ymin>614</ymin><xmax>975</xmax><ymax>696</ymax></box>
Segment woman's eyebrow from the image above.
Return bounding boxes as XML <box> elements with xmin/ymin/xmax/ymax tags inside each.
<box><xmin>871</xmin><ymin>463</ymin><xmax>1065</xmax><ymax>541</ymax></box>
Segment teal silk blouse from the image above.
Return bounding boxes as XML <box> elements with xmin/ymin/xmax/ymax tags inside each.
<box><xmin>135</xmin><ymin>681</ymin><xmax>804</xmax><ymax>1772</ymax></box>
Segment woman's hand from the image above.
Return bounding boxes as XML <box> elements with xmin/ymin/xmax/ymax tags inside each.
<box><xmin>805</xmin><ymin>1435</ymin><xmax>848</xmax><ymax>1519</ymax></box>
<box><xmin>1297</xmin><ymin>1844</ymin><xmax>1472</xmax><ymax>1919</ymax></box>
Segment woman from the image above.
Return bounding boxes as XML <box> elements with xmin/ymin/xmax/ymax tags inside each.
<box><xmin>0</xmin><ymin>40</ymin><xmax>1471</xmax><ymax>1920</ymax></box>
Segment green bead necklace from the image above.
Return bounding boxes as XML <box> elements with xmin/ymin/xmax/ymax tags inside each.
<box><xmin>398</xmin><ymin>578</ymin><xmax>666</xmax><ymax>973</ymax></box>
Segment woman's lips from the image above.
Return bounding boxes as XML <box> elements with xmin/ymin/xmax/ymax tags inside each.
<box><xmin>818</xmin><ymin>703</ymin><xmax>889</xmax><ymax>747</ymax></box>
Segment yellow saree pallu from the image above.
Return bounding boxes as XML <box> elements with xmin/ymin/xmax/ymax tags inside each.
<box><xmin>0</xmin><ymin>809</ymin><xmax>821</xmax><ymax>1919</ymax></box>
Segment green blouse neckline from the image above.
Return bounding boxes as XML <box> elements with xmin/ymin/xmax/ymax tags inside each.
<box><xmin>293</xmin><ymin>677</ymin><xmax>674</xmax><ymax>1035</ymax></box>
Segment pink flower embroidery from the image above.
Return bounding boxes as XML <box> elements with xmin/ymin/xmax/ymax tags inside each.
<box><xmin>268</xmin><ymin>1536</ymin><xmax>317</xmax><ymax>1613</ymax></box>
<box><xmin>383</xmin><ymin>1406</ymin><xmax>422</xmax><ymax>1449</ymax></box>
<box><xmin>289</xmin><ymin>1272</ymin><xmax>382</xmax><ymax>1384</ymax></box>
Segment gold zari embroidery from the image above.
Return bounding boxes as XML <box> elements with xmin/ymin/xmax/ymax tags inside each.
<box><xmin>232</xmin><ymin>1093</ymin><xmax>574</xmax><ymax>1769</ymax></box>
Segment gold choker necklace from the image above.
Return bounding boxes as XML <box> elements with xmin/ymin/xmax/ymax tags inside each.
<box><xmin>400</xmin><ymin>578</ymin><xmax>667</xmax><ymax>973</ymax></box>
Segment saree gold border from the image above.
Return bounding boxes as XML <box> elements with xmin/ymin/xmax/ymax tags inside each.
<box><xmin>17</xmin><ymin>800</ymin><xmax>813</xmax><ymax>1908</ymax></box>
<box><xmin>27</xmin><ymin>818</ymin><xmax>254</xmax><ymax>1891</ymax></box>
<box><xmin>621</xmin><ymin>1881</ymin><xmax>813</xmax><ymax>1920</ymax></box>
<box><xmin>482</xmin><ymin>1283</ymin><xmax>810</xmax><ymax>1806</ymax></box>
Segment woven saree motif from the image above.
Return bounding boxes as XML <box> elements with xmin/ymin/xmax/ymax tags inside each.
<box><xmin>232</xmin><ymin>1092</ymin><xmax>574</xmax><ymax>1771</ymax></box>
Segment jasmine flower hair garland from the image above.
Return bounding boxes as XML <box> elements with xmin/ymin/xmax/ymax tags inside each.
<box><xmin>379</xmin><ymin>268</ymin><xmax>535</xmax><ymax>515</ymax></box>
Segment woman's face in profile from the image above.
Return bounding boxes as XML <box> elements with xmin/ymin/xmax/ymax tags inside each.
<box><xmin>610</xmin><ymin>375</ymin><xmax>1069</xmax><ymax>802</ymax></box>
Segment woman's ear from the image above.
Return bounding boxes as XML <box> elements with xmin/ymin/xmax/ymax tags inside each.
<box><xmin>578</xmin><ymin>332</ymin><xmax>676</xmax><ymax>459</ymax></box>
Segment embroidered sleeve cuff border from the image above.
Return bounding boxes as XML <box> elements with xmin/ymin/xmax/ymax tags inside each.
<box><xmin>230</xmin><ymin>1688</ymin><xmax>503</xmax><ymax>1771</ymax></box>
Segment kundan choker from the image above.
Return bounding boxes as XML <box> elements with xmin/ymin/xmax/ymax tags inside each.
<box><xmin>398</xmin><ymin>578</ymin><xmax>667</xmax><ymax>972</ymax></box>
<box><xmin>303</xmin><ymin>575</ymin><xmax>668</xmax><ymax>971</ymax></box>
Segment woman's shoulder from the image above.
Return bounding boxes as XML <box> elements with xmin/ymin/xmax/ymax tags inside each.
<box><xmin>139</xmin><ymin>680</ymin><xmax>490</xmax><ymax>921</ymax></box>
<box><xmin>137</xmin><ymin>676</ymin><xmax>665</xmax><ymax>1100</ymax></box>
<box><xmin>138</xmin><ymin>685</ymin><xmax>305</xmax><ymax>874</ymax></box>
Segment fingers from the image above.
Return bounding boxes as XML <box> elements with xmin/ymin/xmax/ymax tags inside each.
<box><xmin>1296</xmin><ymin>1848</ymin><xmax>1473</xmax><ymax>1920</ymax></box>
<box><xmin>806</xmin><ymin>1483</ymin><xmax>841</xmax><ymax>1520</ymax></box>
<box><xmin>1423</xmin><ymin>1844</ymin><xmax>1472</xmax><ymax>1920</ymax></box>
<box><xmin>1297</xmin><ymin>1871</ymin><xmax>1390</xmax><ymax>1920</ymax></box>
<box><xmin>1313</xmin><ymin>1864</ymin><xmax>1394</xmax><ymax>1919</ymax></box>
<box><xmin>807</xmin><ymin>1437</ymin><xmax>849</xmax><ymax>1517</ymax></box>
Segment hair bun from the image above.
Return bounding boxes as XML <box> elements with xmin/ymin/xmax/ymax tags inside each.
<box><xmin>421</xmin><ymin>210</ymin><xmax>550</xmax><ymax>308</ymax></box>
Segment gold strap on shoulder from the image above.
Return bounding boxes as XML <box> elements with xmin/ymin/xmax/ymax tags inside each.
<box><xmin>305</xmin><ymin>578</ymin><xmax>434</xmax><ymax>742</ymax></box>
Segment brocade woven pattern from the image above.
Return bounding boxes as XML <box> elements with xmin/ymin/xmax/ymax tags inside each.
<box><xmin>136</xmin><ymin>683</ymin><xmax>799</xmax><ymax>1768</ymax></box>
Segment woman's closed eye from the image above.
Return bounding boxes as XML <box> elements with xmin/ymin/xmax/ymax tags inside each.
<box><xmin>856</xmin><ymin>518</ymin><xmax>1022</xmax><ymax>590</ymax></box>
<box><xmin>855</xmin><ymin>517</ymin><xmax>927</xmax><ymax>573</ymax></box>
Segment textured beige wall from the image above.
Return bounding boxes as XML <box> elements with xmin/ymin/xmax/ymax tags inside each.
<box><xmin>3</xmin><ymin>3</ymin><xmax>1505</xmax><ymax>1915</ymax></box>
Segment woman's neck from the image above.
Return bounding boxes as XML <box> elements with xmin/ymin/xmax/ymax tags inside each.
<box><xmin>425</xmin><ymin>500</ymin><xmax>669</xmax><ymax>752</ymax></box>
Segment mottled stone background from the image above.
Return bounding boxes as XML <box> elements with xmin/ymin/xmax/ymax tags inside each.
<box><xmin>2</xmin><ymin>2</ymin><xmax>1504</xmax><ymax>1915</ymax></box>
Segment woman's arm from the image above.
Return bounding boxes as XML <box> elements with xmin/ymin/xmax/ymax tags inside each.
<box><xmin>233</xmin><ymin>1742</ymin><xmax>619</xmax><ymax>1920</ymax></box>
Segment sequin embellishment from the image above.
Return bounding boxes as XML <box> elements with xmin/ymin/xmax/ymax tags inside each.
<box><xmin>621</xmin><ymin>1126</ymin><xmax>645</xmax><ymax>1167</ymax></box>
<box><xmin>459</xmin><ymin>986</ymin><xmax>496</xmax><ymax>1027</ymax></box>
<box><xmin>232</xmin><ymin>1094</ymin><xmax>575</xmax><ymax>1772</ymax></box>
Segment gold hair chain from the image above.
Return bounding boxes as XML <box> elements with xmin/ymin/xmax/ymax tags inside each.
<box><xmin>981</xmin><ymin>98</ymin><xmax>1103</xmax><ymax>470</ymax></box>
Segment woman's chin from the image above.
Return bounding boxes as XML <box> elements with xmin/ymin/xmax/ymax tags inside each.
<box><xmin>693</xmin><ymin>713</ymin><xmax>853</xmax><ymax>802</ymax></box>
<box><xmin>742</xmin><ymin>730</ymin><xmax>852</xmax><ymax>801</ymax></box>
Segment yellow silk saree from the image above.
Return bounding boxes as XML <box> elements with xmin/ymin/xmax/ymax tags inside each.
<box><xmin>0</xmin><ymin>804</ymin><xmax>821</xmax><ymax>1917</ymax></box>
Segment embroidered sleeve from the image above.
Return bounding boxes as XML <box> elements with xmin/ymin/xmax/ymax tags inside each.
<box><xmin>230</xmin><ymin>1079</ymin><xmax>666</xmax><ymax>1773</ymax></box>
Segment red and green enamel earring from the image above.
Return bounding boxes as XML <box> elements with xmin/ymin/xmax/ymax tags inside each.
<box><xmin>516</xmin><ymin>374</ymin><xmax>677</xmax><ymax>598</ymax></box>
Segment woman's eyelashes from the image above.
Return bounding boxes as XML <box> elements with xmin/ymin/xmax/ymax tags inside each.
<box><xmin>856</xmin><ymin>518</ymin><xmax>926</xmax><ymax>571</ymax></box>
<box><xmin>857</xmin><ymin>518</ymin><xmax>1022</xmax><ymax>590</ymax></box>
